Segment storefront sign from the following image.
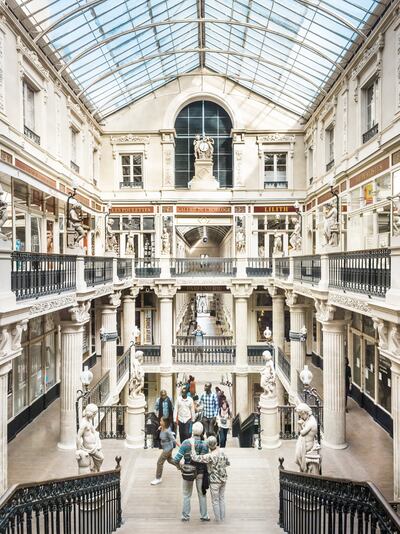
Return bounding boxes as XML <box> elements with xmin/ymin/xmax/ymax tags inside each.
<box><xmin>176</xmin><ymin>206</ymin><xmax>231</xmax><ymax>214</ymax></box>
<box><xmin>178</xmin><ymin>286</ymin><xmax>229</xmax><ymax>292</ymax></box>
<box><xmin>254</xmin><ymin>205</ymin><xmax>296</xmax><ymax>213</ymax></box>
<box><xmin>350</xmin><ymin>157</ymin><xmax>389</xmax><ymax>188</ymax></box>
<box><xmin>144</xmin><ymin>309</ymin><xmax>152</xmax><ymax>344</ymax></box>
<box><xmin>111</xmin><ymin>206</ymin><xmax>154</xmax><ymax>214</ymax></box>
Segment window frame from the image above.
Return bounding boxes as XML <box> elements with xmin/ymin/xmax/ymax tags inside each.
<box><xmin>263</xmin><ymin>152</ymin><xmax>288</xmax><ymax>187</ymax></box>
<box><xmin>119</xmin><ymin>152</ymin><xmax>144</xmax><ymax>189</ymax></box>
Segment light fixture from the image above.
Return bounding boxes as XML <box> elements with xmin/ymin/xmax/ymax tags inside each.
<box><xmin>264</xmin><ymin>326</ymin><xmax>272</xmax><ymax>342</ymax></box>
<box><xmin>80</xmin><ymin>365</ymin><xmax>93</xmax><ymax>390</ymax></box>
<box><xmin>300</xmin><ymin>325</ymin><xmax>307</xmax><ymax>342</ymax></box>
<box><xmin>299</xmin><ymin>364</ymin><xmax>313</xmax><ymax>386</ymax></box>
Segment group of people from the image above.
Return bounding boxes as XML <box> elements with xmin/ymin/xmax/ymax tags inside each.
<box><xmin>151</xmin><ymin>382</ymin><xmax>232</xmax><ymax>522</ymax></box>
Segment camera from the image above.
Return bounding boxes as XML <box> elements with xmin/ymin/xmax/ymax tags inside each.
<box><xmin>202</xmin><ymin>236</ymin><xmax>208</xmax><ymax>243</ymax></box>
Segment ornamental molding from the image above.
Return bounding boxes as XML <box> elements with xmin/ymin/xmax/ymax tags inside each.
<box><xmin>108</xmin><ymin>290</ymin><xmax>121</xmax><ymax>308</ymax></box>
<box><xmin>389</xmin><ymin>325</ymin><xmax>400</xmax><ymax>356</ymax></box>
<box><xmin>94</xmin><ymin>285</ymin><xmax>113</xmax><ymax>298</ymax></box>
<box><xmin>372</xmin><ymin>317</ymin><xmax>388</xmax><ymax>350</ymax></box>
<box><xmin>110</xmin><ymin>135</ymin><xmax>150</xmax><ymax>145</ymax></box>
<box><xmin>16</xmin><ymin>36</ymin><xmax>49</xmax><ymax>81</ymax></box>
<box><xmin>10</xmin><ymin>319</ymin><xmax>28</xmax><ymax>351</ymax></box>
<box><xmin>0</xmin><ymin>327</ymin><xmax>9</xmax><ymax>357</ymax></box>
<box><xmin>351</xmin><ymin>33</ymin><xmax>384</xmax><ymax>80</ymax></box>
<box><xmin>293</xmin><ymin>284</ymin><xmax>314</xmax><ymax>298</ymax></box>
<box><xmin>230</xmin><ymin>281</ymin><xmax>254</xmax><ymax>299</ymax></box>
<box><xmin>314</xmin><ymin>298</ymin><xmax>336</xmax><ymax>322</ymax></box>
<box><xmin>69</xmin><ymin>301</ymin><xmax>91</xmax><ymax>324</ymax></box>
<box><xmin>285</xmin><ymin>290</ymin><xmax>298</xmax><ymax>308</ymax></box>
<box><xmin>29</xmin><ymin>295</ymin><xmax>77</xmax><ymax>316</ymax></box>
<box><xmin>257</xmin><ymin>134</ymin><xmax>295</xmax><ymax>144</ymax></box>
<box><xmin>328</xmin><ymin>293</ymin><xmax>371</xmax><ymax>314</ymax></box>
<box><xmin>67</xmin><ymin>96</ymin><xmax>85</xmax><ymax>123</ymax></box>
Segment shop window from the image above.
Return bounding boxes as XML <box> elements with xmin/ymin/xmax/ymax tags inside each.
<box><xmin>31</xmin><ymin>217</ymin><xmax>41</xmax><ymax>253</ymax></box>
<box><xmin>352</xmin><ymin>334</ymin><xmax>361</xmax><ymax>386</ymax></box>
<box><xmin>44</xmin><ymin>332</ymin><xmax>56</xmax><ymax>390</ymax></box>
<box><xmin>120</xmin><ymin>153</ymin><xmax>143</xmax><ymax>188</ymax></box>
<box><xmin>14</xmin><ymin>181</ymin><xmax>28</xmax><ymax>206</ymax></box>
<box><xmin>15</xmin><ymin>209</ymin><xmax>26</xmax><ymax>251</ymax></box>
<box><xmin>364</xmin><ymin>340</ymin><xmax>376</xmax><ymax>399</ymax></box>
<box><xmin>13</xmin><ymin>349</ymin><xmax>27</xmax><ymax>415</ymax></box>
<box><xmin>378</xmin><ymin>355</ymin><xmax>391</xmax><ymax>413</ymax></box>
<box><xmin>143</xmin><ymin>217</ymin><xmax>155</xmax><ymax>231</ymax></box>
<box><xmin>363</xmin><ymin>316</ymin><xmax>376</xmax><ymax>338</ymax></box>
<box><xmin>29</xmin><ymin>341</ymin><xmax>43</xmax><ymax>402</ymax></box>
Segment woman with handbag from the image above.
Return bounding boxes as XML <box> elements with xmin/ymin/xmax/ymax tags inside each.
<box><xmin>217</xmin><ymin>400</ymin><xmax>231</xmax><ymax>448</ymax></box>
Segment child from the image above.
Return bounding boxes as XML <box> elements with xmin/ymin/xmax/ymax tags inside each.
<box><xmin>151</xmin><ymin>417</ymin><xmax>178</xmax><ymax>485</ymax></box>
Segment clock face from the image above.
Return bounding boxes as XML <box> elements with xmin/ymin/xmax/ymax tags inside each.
<box><xmin>199</xmin><ymin>141</ymin><xmax>209</xmax><ymax>151</ymax></box>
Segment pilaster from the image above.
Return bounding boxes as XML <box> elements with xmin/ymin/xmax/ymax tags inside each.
<box><xmin>122</xmin><ymin>286</ymin><xmax>139</xmax><ymax>351</ymax></box>
<box><xmin>100</xmin><ymin>291</ymin><xmax>121</xmax><ymax>403</ymax></box>
<box><xmin>154</xmin><ymin>282</ymin><xmax>177</xmax><ymax>389</ymax></box>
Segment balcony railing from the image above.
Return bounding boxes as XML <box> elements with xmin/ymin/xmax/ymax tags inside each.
<box><xmin>70</xmin><ymin>160</ymin><xmax>80</xmax><ymax>173</ymax></box>
<box><xmin>135</xmin><ymin>345</ymin><xmax>161</xmax><ymax>364</ymax></box>
<box><xmin>119</xmin><ymin>181</ymin><xmax>143</xmax><ymax>189</ymax></box>
<box><xmin>173</xmin><ymin>345</ymin><xmax>236</xmax><ymax>365</ymax></box>
<box><xmin>176</xmin><ymin>335</ymin><xmax>233</xmax><ymax>346</ymax></box>
<box><xmin>171</xmin><ymin>258</ymin><xmax>236</xmax><ymax>276</ymax></box>
<box><xmin>293</xmin><ymin>255</ymin><xmax>321</xmax><ymax>284</ymax></box>
<box><xmin>264</xmin><ymin>181</ymin><xmax>288</xmax><ymax>189</ymax></box>
<box><xmin>97</xmin><ymin>405</ymin><xmax>127</xmax><ymax>439</ymax></box>
<box><xmin>329</xmin><ymin>248</ymin><xmax>391</xmax><ymax>297</ymax></box>
<box><xmin>11</xmin><ymin>252</ymin><xmax>76</xmax><ymax>301</ymax></box>
<box><xmin>24</xmin><ymin>125</ymin><xmax>40</xmax><ymax>145</ymax></box>
<box><xmin>247</xmin><ymin>345</ymin><xmax>267</xmax><ymax>365</ymax></box>
<box><xmin>117</xmin><ymin>258</ymin><xmax>132</xmax><ymax>280</ymax></box>
<box><xmin>277</xmin><ymin>347</ymin><xmax>290</xmax><ymax>382</ymax></box>
<box><xmin>326</xmin><ymin>159</ymin><xmax>335</xmax><ymax>171</ymax></box>
<box><xmin>84</xmin><ymin>256</ymin><xmax>113</xmax><ymax>286</ymax></box>
<box><xmin>135</xmin><ymin>258</ymin><xmax>161</xmax><ymax>277</ymax></box>
<box><xmin>117</xmin><ymin>349</ymin><xmax>130</xmax><ymax>384</ymax></box>
<box><xmin>246</xmin><ymin>257</ymin><xmax>272</xmax><ymax>276</ymax></box>
<box><xmin>275</xmin><ymin>258</ymin><xmax>290</xmax><ymax>279</ymax></box>
<box><xmin>87</xmin><ymin>371</ymin><xmax>110</xmax><ymax>406</ymax></box>
<box><xmin>278</xmin><ymin>403</ymin><xmax>323</xmax><ymax>440</ymax></box>
<box><xmin>363</xmin><ymin>122</ymin><xmax>379</xmax><ymax>144</ymax></box>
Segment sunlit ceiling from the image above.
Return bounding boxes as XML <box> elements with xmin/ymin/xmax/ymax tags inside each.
<box><xmin>9</xmin><ymin>0</ymin><xmax>388</xmax><ymax>121</ymax></box>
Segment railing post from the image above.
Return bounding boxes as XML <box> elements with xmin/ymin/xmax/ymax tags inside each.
<box><xmin>0</xmin><ymin>242</ymin><xmax>16</xmax><ymax>311</ymax></box>
<box><xmin>76</xmin><ymin>256</ymin><xmax>87</xmax><ymax>292</ymax></box>
<box><xmin>160</xmin><ymin>256</ymin><xmax>170</xmax><ymax>278</ymax></box>
<box><xmin>288</xmin><ymin>256</ymin><xmax>294</xmax><ymax>282</ymax></box>
<box><xmin>112</xmin><ymin>257</ymin><xmax>119</xmax><ymax>284</ymax></box>
<box><xmin>386</xmin><ymin>244</ymin><xmax>398</xmax><ymax>305</ymax></box>
<box><xmin>318</xmin><ymin>254</ymin><xmax>329</xmax><ymax>291</ymax></box>
<box><xmin>236</xmin><ymin>257</ymin><xmax>247</xmax><ymax>277</ymax></box>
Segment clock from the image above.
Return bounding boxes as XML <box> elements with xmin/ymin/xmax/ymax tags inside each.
<box><xmin>199</xmin><ymin>141</ymin><xmax>209</xmax><ymax>152</ymax></box>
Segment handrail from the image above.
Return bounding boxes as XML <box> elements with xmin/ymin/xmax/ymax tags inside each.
<box><xmin>87</xmin><ymin>370</ymin><xmax>110</xmax><ymax>406</ymax></box>
<box><xmin>279</xmin><ymin>461</ymin><xmax>400</xmax><ymax>533</ymax></box>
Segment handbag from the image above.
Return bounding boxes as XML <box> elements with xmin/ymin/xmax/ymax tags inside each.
<box><xmin>181</xmin><ymin>463</ymin><xmax>197</xmax><ymax>481</ymax></box>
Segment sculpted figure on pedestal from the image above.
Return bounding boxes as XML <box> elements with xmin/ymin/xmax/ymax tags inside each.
<box><xmin>129</xmin><ymin>351</ymin><xmax>145</xmax><ymax>398</ymax></box>
<box><xmin>323</xmin><ymin>202</ymin><xmax>339</xmax><ymax>246</ymax></box>
<box><xmin>76</xmin><ymin>403</ymin><xmax>104</xmax><ymax>473</ymax></box>
<box><xmin>194</xmin><ymin>134</ymin><xmax>214</xmax><ymax>160</ymax></box>
<box><xmin>289</xmin><ymin>216</ymin><xmax>302</xmax><ymax>251</ymax></box>
<box><xmin>294</xmin><ymin>403</ymin><xmax>320</xmax><ymax>474</ymax></box>
<box><xmin>161</xmin><ymin>227</ymin><xmax>171</xmax><ymax>255</ymax></box>
<box><xmin>393</xmin><ymin>198</ymin><xmax>400</xmax><ymax>236</ymax></box>
<box><xmin>0</xmin><ymin>187</ymin><xmax>9</xmax><ymax>240</ymax></box>
<box><xmin>273</xmin><ymin>233</ymin><xmax>283</xmax><ymax>255</ymax></box>
<box><xmin>235</xmin><ymin>226</ymin><xmax>246</xmax><ymax>254</ymax></box>
<box><xmin>260</xmin><ymin>350</ymin><xmax>276</xmax><ymax>397</ymax></box>
<box><xmin>68</xmin><ymin>202</ymin><xmax>86</xmax><ymax>247</ymax></box>
<box><xmin>125</xmin><ymin>231</ymin><xmax>135</xmax><ymax>255</ymax></box>
<box><xmin>105</xmin><ymin>217</ymin><xmax>118</xmax><ymax>253</ymax></box>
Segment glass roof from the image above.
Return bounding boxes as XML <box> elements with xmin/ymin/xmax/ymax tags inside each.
<box><xmin>11</xmin><ymin>0</ymin><xmax>386</xmax><ymax>120</ymax></box>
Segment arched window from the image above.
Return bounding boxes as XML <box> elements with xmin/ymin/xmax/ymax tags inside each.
<box><xmin>174</xmin><ymin>100</ymin><xmax>232</xmax><ymax>188</ymax></box>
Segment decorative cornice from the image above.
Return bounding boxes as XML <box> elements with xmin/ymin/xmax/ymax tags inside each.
<box><xmin>29</xmin><ymin>295</ymin><xmax>77</xmax><ymax>316</ymax></box>
<box><xmin>328</xmin><ymin>293</ymin><xmax>371</xmax><ymax>314</ymax></box>
<box><xmin>67</xmin><ymin>96</ymin><xmax>85</xmax><ymax>123</ymax></box>
<box><xmin>16</xmin><ymin>36</ymin><xmax>49</xmax><ymax>80</ymax></box>
<box><xmin>110</xmin><ymin>135</ymin><xmax>150</xmax><ymax>144</ymax></box>
<box><xmin>351</xmin><ymin>33</ymin><xmax>385</xmax><ymax>80</ymax></box>
<box><xmin>257</xmin><ymin>134</ymin><xmax>295</xmax><ymax>144</ymax></box>
<box><xmin>94</xmin><ymin>285</ymin><xmax>113</xmax><ymax>298</ymax></box>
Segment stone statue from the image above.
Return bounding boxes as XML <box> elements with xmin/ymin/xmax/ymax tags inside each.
<box><xmin>68</xmin><ymin>201</ymin><xmax>86</xmax><ymax>247</ymax></box>
<box><xmin>258</xmin><ymin>245</ymin><xmax>265</xmax><ymax>258</ymax></box>
<box><xmin>260</xmin><ymin>349</ymin><xmax>276</xmax><ymax>397</ymax></box>
<box><xmin>161</xmin><ymin>227</ymin><xmax>171</xmax><ymax>255</ymax></box>
<box><xmin>129</xmin><ymin>351</ymin><xmax>145</xmax><ymax>398</ymax></box>
<box><xmin>125</xmin><ymin>231</ymin><xmax>135</xmax><ymax>255</ymax></box>
<box><xmin>273</xmin><ymin>233</ymin><xmax>283</xmax><ymax>255</ymax></box>
<box><xmin>393</xmin><ymin>199</ymin><xmax>400</xmax><ymax>237</ymax></box>
<box><xmin>289</xmin><ymin>215</ymin><xmax>302</xmax><ymax>251</ymax></box>
<box><xmin>294</xmin><ymin>403</ymin><xmax>320</xmax><ymax>474</ymax></box>
<box><xmin>0</xmin><ymin>187</ymin><xmax>9</xmax><ymax>240</ymax></box>
<box><xmin>235</xmin><ymin>226</ymin><xmax>246</xmax><ymax>253</ymax></box>
<box><xmin>194</xmin><ymin>134</ymin><xmax>214</xmax><ymax>160</ymax></box>
<box><xmin>105</xmin><ymin>217</ymin><xmax>118</xmax><ymax>253</ymax></box>
<box><xmin>323</xmin><ymin>202</ymin><xmax>339</xmax><ymax>246</ymax></box>
<box><xmin>76</xmin><ymin>403</ymin><xmax>104</xmax><ymax>473</ymax></box>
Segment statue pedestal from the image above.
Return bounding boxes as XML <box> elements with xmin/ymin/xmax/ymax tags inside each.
<box><xmin>259</xmin><ymin>393</ymin><xmax>281</xmax><ymax>449</ymax></box>
<box><xmin>125</xmin><ymin>394</ymin><xmax>146</xmax><ymax>449</ymax></box>
<box><xmin>188</xmin><ymin>159</ymin><xmax>219</xmax><ymax>190</ymax></box>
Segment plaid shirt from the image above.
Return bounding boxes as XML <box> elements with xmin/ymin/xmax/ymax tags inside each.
<box><xmin>199</xmin><ymin>392</ymin><xmax>219</xmax><ymax>418</ymax></box>
<box><xmin>173</xmin><ymin>437</ymin><xmax>208</xmax><ymax>464</ymax></box>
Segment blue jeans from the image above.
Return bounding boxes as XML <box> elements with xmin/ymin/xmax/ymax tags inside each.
<box><xmin>182</xmin><ymin>474</ymin><xmax>208</xmax><ymax>520</ymax></box>
<box><xmin>219</xmin><ymin>427</ymin><xmax>228</xmax><ymax>448</ymax></box>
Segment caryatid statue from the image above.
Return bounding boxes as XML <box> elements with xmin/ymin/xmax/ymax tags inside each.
<box><xmin>289</xmin><ymin>215</ymin><xmax>302</xmax><ymax>251</ymax></box>
<box><xmin>76</xmin><ymin>403</ymin><xmax>104</xmax><ymax>474</ymax></box>
<box><xmin>0</xmin><ymin>187</ymin><xmax>9</xmax><ymax>240</ymax></box>
<box><xmin>68</xmin><ymin>201</ymin><xmax>86</xmax><ymax>247</ymax></box>
<box><xmin>294</xmin><ymin>403</ymin><xmax>321</xmax><ymax>474</ymax></box>
<box><xmin>194</xmin><ymin>135</ymin><xmax>214</xmax><ymax>160</ymax></box>
<box><xmin>260</xmin><ymin>349</ymin><xmax>276</xmax><ymax>398</ymax></box>
<box><xmin>161</xmin><ymin>226</ymin><xmax>171</xmax><ymax>255</ymax></box>
<box><xmin>105</xmin><ymin>217</ymin><xmax>118</xmax><ymax>252</ymax></box>
<box><xmin>323</xmin><ymin>202</ymin><xmax>339</xmax><ymax>246</ymax></box>
<box><xmin>129</xmin><ymin>350</ymin><xmax>145</xmax><ymax>398</ymax></box>
<box><xmin>273</xmin><ymin>233</ymin><xmax>283</xmax><ymax>255</ymax></box>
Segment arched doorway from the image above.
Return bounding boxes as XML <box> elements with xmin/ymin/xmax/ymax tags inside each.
<box><xmin>174</xmin><ymin>100</ymin><xmax>233</xmax><ymax>188</ymax></box>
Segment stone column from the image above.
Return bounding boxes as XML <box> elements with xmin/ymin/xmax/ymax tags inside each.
<box><xmin>0</xmin><ymin>360</ymin><xmax>11</xmax><ymax>494</ymax></box>
<box><xmin>392</xmin><ymin>360</ymin><xmax>400</xmax><ymax>500</ymax></box>
<box><xmin>154</xmin><ymin>281</ymin><xmax>177</xmax><ymax>396</ymax></box>
<box><xmin>286</xmin><ymin>292</ymin><xmax>307</xmax><ymax>394</ymax></box>
<box><xmin>59</xmin><ymin>302</ymin><xmax>91</xmax><ymax>450</ymax></box>
<box><xmin>101</xmin><ymin>291</ymin><xmax>121</xmax><ymax>404</ymax></box>
<box><xmin>231</xmin><ymin>281</ymin><xmax>253</xmax><ymax>418</ymax></box>
<box><xmin>259</xmin><ymin>393</ymin><xmax>281</xmax><ymax>449</ymax></box>
<box><xmin>268</xmin><ymin>288</ymin><xmax>285</xmax><ymax>351</ymax></box>
<box><xmin>122</xmin><ymin>287</ymin><xmax>139</xmax><ymax>351</ymax></box>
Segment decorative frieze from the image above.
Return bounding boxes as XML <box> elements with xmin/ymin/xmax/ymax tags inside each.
<box><xmin>29</xmin><ymin>295</ymin><xmax>77</xmax><ymax>316</ymax></box>
<box><xmin>257</xmin><ymin>134</ymin><xmax>295</xmax><ymax>143</ymax></box>
<box><xmin>111</xmin><ymin>135</ymin><xmax>150</xmax><ymax>144</ymax></box>
<box><xmin>328</xmin><ymin>293</ymin><xmax>371</xmax><ymax>314</ymax></box>
<box><xmin>351</xmin><ymin>34</ymin><xmax>384</xmax><ymax>80</ymax></box>
<box><xmin>16</xmin><ymin>36</ymin><xmax>49</xmax><ymax>81</ymax></box>
<box><xmin>69</xmin><ymin>301</ymin><xmax>91</xmax><ymax>324</ymax></box>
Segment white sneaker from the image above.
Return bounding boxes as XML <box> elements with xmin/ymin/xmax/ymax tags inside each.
<box><xmin>150</xmin><ymin>478</ymin><xmax>162</xmax><ymax>485</ymax></box>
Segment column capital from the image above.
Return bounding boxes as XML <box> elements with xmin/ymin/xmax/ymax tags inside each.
<box><xmin>63</xmin><ymin>301</ymin><xmax>91</xmax><ymax>324</ymax></box>
<box><xmin>314</xmin><ymin>297</ymin><xmax>336</xmax><ymax>322</ymax></box>
<box><xmin>230</xmin><ymin>280</ymin><xmax>253</xmax><ymax>299</ymax></box>
<box><xmin>108</xmin><ymin>290</ymin><xmax>122</xmax><ymax>308</ymax></box>
<box><xmin>285</xmin><ymin>290</ymin><xmax>308</xmax><ymax>308</ymax></box>
<box><xmin>125</xmin><ymin>285</ymin><xmax>140</xmax><ymax>300</ymax></box>
<box><xmin>154</xmin><ymin>280</ymin><xmax>177</xmax><ymax>299</ymax></box>
<box><xmin>388</xmin><ymin>324</ymin><xmax>400</xmax><ymax>359</ymax></box>
<box><xmin>267</xmin><ymin>285</ymin><xmax>285</xmax><ymax>299</ymax></box>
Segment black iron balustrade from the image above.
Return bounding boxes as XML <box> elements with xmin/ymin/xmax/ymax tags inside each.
<box><xmin>117</xmin><ymin>349</ymin><xmax>130</xmax><ymax>384</ymax></box>
<box><xmin>277</xmin><ymin>347</ymin><xmax>291</xmax><ymax>382</ymax></box>
<box><xmin>278</xmin><ymin>406</ymin><xmax>299</xmax><ymax>439</ymax></box>
<box><xmin>279</xmin><ymin>460</ymin><xmax>400</xmax><ymax>534</ymax></box>
<box><xmin>294</xmin><ymin>255</ymin><xmax>321</xmax><ymax>284</ymax></box>
<box><xmin>84</xmin><ymin>257</ymin><xmax>113</xmax><ymax>286</ymax></box>
<box><xmin>264</xmin><ymin>181</ymin><xmax>288</xmax><ymax>189</ymax></box>
<box><xmin>97</xmin><ymin>405</ymin><xmax>127</xmax><ymax>439</ymax></box>
<box><xmin>275</xmin><ymin>257</ymin><xmax>290</xmax><ymax>279</ymax></box>
<box><xmin>326</xmin><ymin>159</ymin><xmax>335</xmax><ymax>171</ymax></box>
<box><xmin>173</xmin><ymin>345</ymin><xmax>236</xmax><ymax>365</ymax></box>
<box><xmin>70</xmin><ymin>160</ymin><xmax>80</xmax><ymax>173</ymax></box>
<box><xmin>246</xmin><ymin>257</ymin><xmax>273</xmax><ymax>276</ymax></box>
<box><xmin>329</xmin><ymin>248</ymin><xmax>391</xmax><ymax>297</ymax></box>
<box><xmin>247</xmin><ymin>346</ymin><xmax>266</xmax><ymax>365</ymax></box>
<box><xmin>0</xmin><ymin>459</ymin><xmax>122</xmax><ymax>534</ymax></box>
<box><xmin>176</xmin><ymin>335</ymin><xmax>233</xmax><ymax>346</ymax></box>
<box><xmin>11</xmin><ymin>252</ymin><xmax>76</xmax><ymax>301</ymax></box>
<box><xmin>135</xmin><ymin>258</ymin><xmax>161</xmax><ymax>277</ymax></box>
<box><xmin>171</xmin><ymin>258</ymin><xmax>236</xmax><ymax>276</ymax></box>
<box><xmin>135</xmin><ymin>345</ymin><xmax>161</xmax><ymax>364</ymax></box>
<box><xmin>363</xmin><ymin>122</ymin><xmax>379</xmax><ymax>144</ymax></box>
<box><xmin>117</xmin><ymin>258</ymin><xmax>133</xmax><ymax>280</ymax></box>
<box><xmin>87</xmin><ymin>371</ymin><xmax>110</xmax><ymax>406</ymax></box>
<box><xmin>24</xmin><ymin>125</ymin><xmax>40</xmax><ymax>145</ymax></box>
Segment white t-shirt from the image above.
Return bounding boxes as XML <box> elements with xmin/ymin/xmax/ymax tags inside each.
<box><xmin>174</xmin><ymin>396</ymin><xmax>195</xmax><ymax>423</ymax></box>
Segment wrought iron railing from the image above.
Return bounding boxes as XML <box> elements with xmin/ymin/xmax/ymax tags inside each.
<box><xmin>97</xmin><ymin>405</ymin><xmax>127</xmax><ymax>439</ymax></box>
<box><xmin>24</xmin><ymin>125</ymin><xmax>40</xmax><ymax>145</ymax></box>
<box><xmin>173</xmin><ymin>345</ymin><xmax>236</xmax><ymax>365</ymax></box>
<box><xmin>84</xmin><ymin>256</ymin><xmax>113</xmax><ymax>286</ymax></box>
<box><xmin>70</xmin><ymin>160</ymin><xmax>80</xmax><ymax>173</ymax></box>
<box><xmin>277</xmin><ymin>347</ymin><xmax>291</xmax><ymax>382</ymax></box>
<box><xmin>0</xmin><ymin>460</ymin><xmax>122</xmax><ymax>533</ymax></box>
<box><xmin>294</xmin><ymin>255</ymin><xmax>321</xmax><ymax>283</ymax></box>
<box><xmin>264</xmin><ymin>181</ymin><xmax>288</xmax><ymax>189</ymax></box>
<box><xmin>135</xmin><ymin>345</ymin><xmax>161</xmax><ymax>364</ymax></box>
<box><xmin>329</xmin><ymin>248</ymin><xmax>391</xmax><ymax>297</ymax></box>
<box><xmin>171</xmin><ymin>258</ymin><xmax>236</xmax><ymax>276</ymax></box>
<box><xmin>275</xmin><ymin>257</ymin><xmax>290</xmax><ymax>279</ymax></box>
<box><xmin>363</xmin><ymin>122</ymin><xmax>379</xmax><ymax>144</ymax></box>
<box><xmin>278</xmin><ymin>403</ymin><xmax>323</xmax><ymax>440</ymax></box>
<box><xmin>117</xmin><ymin>349</ymin><xmax>130</xmax><ymax>384</ymax></box>
<box><xmin>11</xmin><ymin>252</ymin><xmax>76</xmax><ymax>301</ymax></box>
<box><xmin>246</xmin><ymin>257</ymin><xmax>273</xmax><ymax>276</ymax></box>
<box><xmin>117</xmin><ymin>258</ymin><xmax>132</xmax><ymax>280</ymax></box>
<box><xmin>326</xmin><ymin>159</ymin><xmax>335</xmax><ymax>171</ymax></box>
<box><xmin>176</xmin><ymin>335</ymin><xmax>233</xmax><ymax>346</ymax></box>
<box><xmin>87</xmin><ymin>371</ymin><xmax>110</xmax><ymax>406</ymax></box>
<box><xmin>279</xmin><ymin>460</ymin><xmax>400</xmax><ymax>533</ymax></box>
<box><xmin>135</xmin><ymin>258</ymin><xmax>161</xmax><ymax>277</ymax></box>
